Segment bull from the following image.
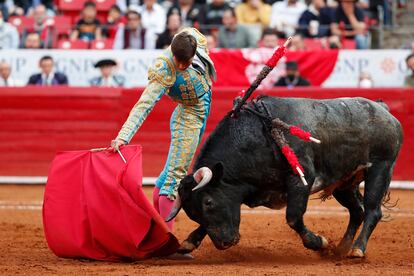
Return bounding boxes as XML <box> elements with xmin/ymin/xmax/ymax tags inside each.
<box><xmin>166</xmin><ymin>96</ymin><xmax>403</xmax><ymax>258</ymax></box>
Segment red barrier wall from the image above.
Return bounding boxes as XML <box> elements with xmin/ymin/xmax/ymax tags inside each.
<box><xmin>0</xmin><ymin>86</ymin><xmax>412</xmax><ymax>180</ymax></box>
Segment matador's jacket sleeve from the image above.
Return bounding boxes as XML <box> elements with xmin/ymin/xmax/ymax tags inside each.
<box><xmin>116</xmin><ymin>57</ymin><xmax>176</xmax><ymax>143</ymax></box>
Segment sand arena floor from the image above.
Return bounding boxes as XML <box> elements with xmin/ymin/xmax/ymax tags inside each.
<box><xmin>0</xmin><ymin>185</ymin><xmax>413</xmax><ymax>275</ymax></box>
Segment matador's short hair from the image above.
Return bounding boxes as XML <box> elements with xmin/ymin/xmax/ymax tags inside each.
<box><xmin>171</xmin><ymin>32</ymin><xmax>197</xmax><ymax>63</ymax></box>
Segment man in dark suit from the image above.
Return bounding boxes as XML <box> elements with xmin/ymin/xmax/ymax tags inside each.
<box><xmin>274</xmin><ymin>61</ymin><xmax>310</xmax><ymax>88</ymax></box>
<box><xmin>28</xmin><ymin>55</ymin><xmax>68</xmax><ymax>86</ymax></box>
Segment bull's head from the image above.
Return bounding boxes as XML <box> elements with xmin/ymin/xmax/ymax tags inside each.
<box><xmin>166</xmin><ymin>162</ymin><xmax>241</xmax><ymax>250</ymax></box>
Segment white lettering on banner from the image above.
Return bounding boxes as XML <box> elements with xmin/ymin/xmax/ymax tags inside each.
<box><xmin>0</xmin><ymin>49</ymin><xmax>412</xmax><ymax>87</ymax></box>
<box><xmin>323</xmin><ymin>50</ymin><xmax>411</xmax><ymax>87</ymax></box>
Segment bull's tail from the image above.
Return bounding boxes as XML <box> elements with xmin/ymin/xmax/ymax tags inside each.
<box><xmin>376</xmin><ymin>99</ymin><xmax>390</xmax><ymax>111</ymax></box>
<box><xmin>381</xmin><ymin>190</ymin><xmax>399</xmax><ymax>222</ymax></box>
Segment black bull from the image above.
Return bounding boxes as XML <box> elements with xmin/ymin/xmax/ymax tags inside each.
<box><xmin>167</xmin><ymin>96</ymin><xmax>403</xmax><ymax>258</ymax></box>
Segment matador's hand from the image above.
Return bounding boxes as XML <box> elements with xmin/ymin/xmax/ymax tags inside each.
<box><xmin>110</xmin><ymin>139</ymin><xmax>126</xmax><ymax>152</ymax></box>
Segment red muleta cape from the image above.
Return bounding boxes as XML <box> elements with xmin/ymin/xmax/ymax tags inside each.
<box><xmin>43</xmin><ymin>145</ymin><xmax>179</xmax><ymax>261</ymax></box>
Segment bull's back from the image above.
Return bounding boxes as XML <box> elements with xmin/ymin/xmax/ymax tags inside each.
<box><xmin>263</xmin><ymin>96</ymin><xmax>402</xmax><ymax>148</ymax></box>
<box><xmin>261</xmin><ymin>96</ymin><xmax>402</xmax><ymax>181</ymax></box>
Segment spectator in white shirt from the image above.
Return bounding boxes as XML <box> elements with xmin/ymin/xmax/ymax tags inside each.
<box><xmin>0</xmin><ymin>61</ymin><xmax>22</xmax><ymax>86</ymax></box>
<box><xmin>113</xmin><ymin>9</ymin><xmax>156</xmax><ymax>49</ymax></box>
<box><xmin>139</xmin><ymin>0</ymin><xmax>166</xmax><ymax>35</ymax></box>
<box><xmin>116</xmin><ymin>0</ymin><xmax>138</xmax><ymax>13</ymax></box>
<box><xmin>0</xmin><ymin>9</ymin><xmax>19</xmax><ymax>49</ymax></box>
<box><xmin>270</xmin><ymin>0</ymin><xmax>307</xmax><ymax>37</ymax></box>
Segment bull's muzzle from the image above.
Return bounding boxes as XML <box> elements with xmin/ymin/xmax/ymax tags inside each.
<box><xmin>213</xmin><ymin>232</ymin><xmax>241</xmax><ymax>250</ymax></box>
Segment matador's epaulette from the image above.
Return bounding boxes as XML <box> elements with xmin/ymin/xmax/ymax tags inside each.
<box><xmin>148</xmin><ymin>56</ymin><xmax>176</xmax><ymax>87</ymax></box>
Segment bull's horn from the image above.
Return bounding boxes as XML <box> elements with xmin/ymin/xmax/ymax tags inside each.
<box><xmin>165</xmin><ymin>194</ymin><xmax>182</xmax><ymax>222</ymax></box>
<box><xmin>192</xmin><ymin>167</ymin><xmax>213</xmax><ymax>191</ymax></box>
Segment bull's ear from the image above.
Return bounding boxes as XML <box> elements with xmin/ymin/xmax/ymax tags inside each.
<box><xmin>211</xmin><ymin>162</ymin><xmax>224</xmax><ymax>183</ymax></box>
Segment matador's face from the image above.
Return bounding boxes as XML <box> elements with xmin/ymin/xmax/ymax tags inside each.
<box><xmin>173</xmin><ymin>56</ymin><xmax>194</xmax><ymax>71</ymax></box>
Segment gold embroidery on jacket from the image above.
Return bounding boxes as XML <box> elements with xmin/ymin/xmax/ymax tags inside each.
<box><xmin>148</xmin><ymin>56</ymin><xmax>176</xmax><ymax>87</ymax></box>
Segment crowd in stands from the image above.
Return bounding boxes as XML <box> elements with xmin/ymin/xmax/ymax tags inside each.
<box><xmin>0</xmin><ymin>0</ymin><xmax>413</xmax><ymax>88</ymax></box>
<box><xmin>0</xmin><ymin>0</ymin><xmax>399</xmax><ymax>51</ymax></box>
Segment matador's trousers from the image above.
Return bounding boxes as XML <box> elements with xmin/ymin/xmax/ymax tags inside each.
<box><xmin>155</xmin><ymin>91</ymin><xmax>211</xmax><ymax>199</ymax></box>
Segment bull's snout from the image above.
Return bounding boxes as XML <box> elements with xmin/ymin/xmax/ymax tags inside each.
<box><xmin>215</xmin><ymin>233</ymin><xmax>241</xmax><ymax>250</ymax></box>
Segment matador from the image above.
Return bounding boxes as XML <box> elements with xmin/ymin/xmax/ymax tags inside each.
<box><xmin>111</xmin><ymin>28</ymin><xmax>217</xmax><ymax>230</ymax></box>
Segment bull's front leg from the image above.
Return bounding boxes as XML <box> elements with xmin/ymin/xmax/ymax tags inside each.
<box><xmin>285</xmin><ymin>174</ymin><xmax>328</xmax><ymax>251</ymax></box>
<box><xmin>177</xmin><ymin>226</ymin><xmax>207</xmax><ymax>254</ymax></box>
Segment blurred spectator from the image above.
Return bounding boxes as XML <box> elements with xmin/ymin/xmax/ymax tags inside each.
<box><xmin>270</xmin><ymin>0</ymin><xmax>306</xmax><ymax>37</ymax></box>
<box><xmin>0</xmin><ymin>0</ymin><xmax>9</xmax><ymax>21</ymax></box>
<box><xmin>206</xmin><ymin>34</ymin><xmax>217</xmax><ymax>50</ymax></box>
<box><xmin>23</xmin><ymin>32</ymin><xmax>42</xmax><ymax>48</ymax></box>
<box><xmin>358</xmin><ymin>71</ymin><xmax>373</xmax><ymax>88</ymax></box>
<box><xmin>116</xmin><ymin>0</ymin><xmax>140</xmax><ymax>13</ymax></box>
<box><xmin>0</xmin><ymin>9</ymin><xmax>19</xmax><ymax>49</ymax></box>
<box><xmin>11</xmin><ymin>0</ymin><xmax>54</xmax><ymax>16</ymax></box>
<box><xmin>70</xmin><ymin>1</ymin><xmax>102</xmax><ymax>42</ymax></box>
<box><xmin>330</xmin><ymin>0</ymin><xmax>368</xmax><ymax>49</ymax></box>
<box><xmin>404</xmin><ymin>54</ymin><xmax>414</xmax><ymax>87</ymax></box>
<box><xmin>32</xmin><ymin>4</ymin><xmax>47</xmax><ymax>33</ymax></box>
<box><xmin>0</xmin><ymin>61</ymin><xmax>21</xmax><ymax>86</ymax></box>
<box><xmin>288</xmin><ymin>34</ymin><xmax>305</xmax><ymax>51</ymax></box>
<box><xmin>114</xmin><ymin>9</ymin><xmax>156</xmax><ymax>49</ymax></box>
<box><xmin>204</xmin><ymin>0</ymin><xmax>231</xmax><ymax>27</ymax></box>
<box><xmin>159</xmin><ymin>0</ymin><xmax>175</xmax><ymax>12</ymax></box>
<box><xmin>235</xmin><ymin>0</ymin><xmax>271</xmax><ymax>27</ymax></box>
<box><xmin>260</xmin><ymin>27</ymin><xmax>278</xmax><ymax>48</ymax></box>
<box><xmin>139</xmin><ymin>0</ymin><xmax>167</xmax><ymax>34</ymax></box>
<box><xmin>298</xmin><ymin>0</ymin><xmax>333</xmax><ymax>38</ymax></box>
<box><xmin>167</xmin><ymin>0</ymin><xmax>204</xmax><ymax>28</ymax></box>
<box><xmin>28</xmin><ymin>56</ymin><xmax>68</xmax><ymax>86</ymax></box>
<box><xmin>275</xmin><ymin>61</ymin><xmax>310</xmax><ymax>87</ymax></box>
<box><xmin>103</xmin><ymin>5</ymin><xmax>125</xmax><ymax>39</ymax></box>
<box><xmin>156</xmin><ymin>13</ymin><xmax>182</xmax><ymax>49</ymax></box>
<box><xmin>357</xmin><ymin>0</ymin><xmax>390</xmax><ymax>25</ymax></box>
<box><xmin>217</xmin><ymin>8</ymin><xmax>255</xmax><ymax>48</ymax></box>
<box><xmin>90</xmin><ymin>59</ymin><xmax>125</xmax><ymax>87</ymax></box>
<box><xmin>326</xmin><ymin>34</ymin><xmax>342</xmax><ymax>48</ymax></box>
<box><xmin>327</xmin><ymin>0</ymin><xmax>338</xmax><ymax>7</ymax></box>
<box><xmin>25</xmin><ymin>4</ymin><xmax>52</xmax><ymax>48</ymax></box>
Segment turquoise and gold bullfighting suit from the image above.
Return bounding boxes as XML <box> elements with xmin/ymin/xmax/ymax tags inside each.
<box><xmin>116</xmin><ymin>28</ymin><xmax>217</xmax><ymax>200</ymax></box>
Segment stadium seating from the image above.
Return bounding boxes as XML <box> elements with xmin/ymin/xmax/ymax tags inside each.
<box><xmin>91</xmin><ymin>39</ymin><xmax>114</xmax><ymax>49</ymax></box>
<box><xmin>8</xmin><ymin>16</ymin><xmax>35</xmax><ymax>34</ymax></box>
<box><xmin>57</xmin><ymin>39</ymin><xmax>89</xmax><ymax>49</ymax></box>
<box><xmin>94</xmin><ymin>0</ymin><xmax>116</xmax><ymax>12</ymax></box>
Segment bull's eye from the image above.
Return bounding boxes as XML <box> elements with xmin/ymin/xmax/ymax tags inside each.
<box><xmin>203</xmin><ymin>198</ymin><xmax>214</xmax><ymax>210</ymax></box>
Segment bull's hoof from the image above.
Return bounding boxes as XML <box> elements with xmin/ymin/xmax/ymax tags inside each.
<box><xmin>319</xmin><ymin>235</ymin><xmax>329</xmax><ymax>249</ymax></box>
<box><xmin>165</xmin><ymin>253</ymin><xmax>194</xmax><ymax>260</ymax></box>
<box><xmin>177</xmin><ymin>240</ymin><xmax>196</xmax><ymax>254</ymax></box>
<box><xmin>348</xmin><ymin>248</ymin><xmax>365</xmax><ymax>258</ymax></box>
<box><xmin>302</xmin><ymin>233</ymin><xmax>329</xmax><ymax>251</ymax></box>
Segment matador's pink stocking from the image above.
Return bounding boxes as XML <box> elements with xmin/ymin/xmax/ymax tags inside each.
<box><xmin>159</xmin><ymin>195</ymin><xmax>175</xmax><ymax>231</ymax></box>
<box><xmin>152</xmin><ymin>187</ymin><xmax>160</xmax><ymax>213</ymax></box>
